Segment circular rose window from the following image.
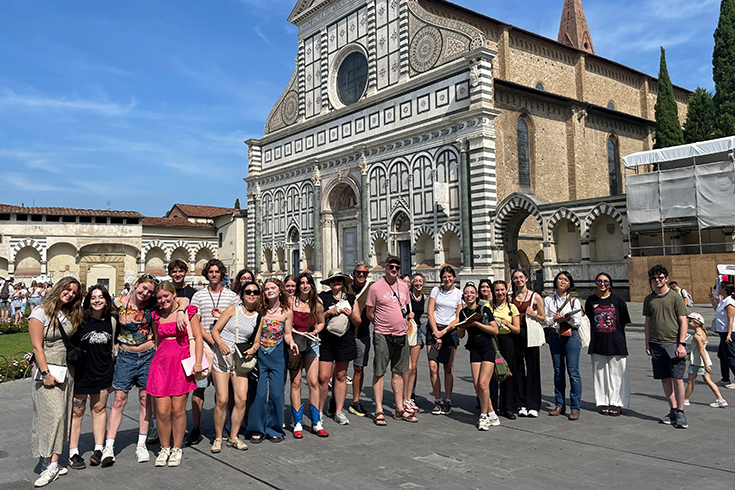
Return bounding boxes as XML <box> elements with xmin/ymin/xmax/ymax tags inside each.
<box><xmin>337</xmin><ymin>52</ymin><xmax>368</xmax><ymax>106</ymax></box>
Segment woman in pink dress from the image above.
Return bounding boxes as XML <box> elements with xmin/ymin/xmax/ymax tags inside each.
<box><xmin>147</xmin><ymin>282</ymin><xmax>203</xmax><ymax>467</ymax></box>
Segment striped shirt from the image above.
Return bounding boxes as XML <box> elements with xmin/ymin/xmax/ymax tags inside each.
<box><xmin>191</xmin><ymin>287</ymin><xmax>238</xmax><ymax>335</ymax></box>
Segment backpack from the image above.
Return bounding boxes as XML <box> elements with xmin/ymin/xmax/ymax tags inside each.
<box><xmin>0</xmin><ymin>284</ymin><xmax>9</xmax><ymax>300</ymax></box>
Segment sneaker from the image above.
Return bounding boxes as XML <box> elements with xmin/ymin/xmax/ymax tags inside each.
<box><xmin>226</xmin><ymin>438</ymin><xmax>248</xmax><ymax>451</ymax></box>
<box><xmin>488</xmin><ymin>412</ymin><xmax>501</xmax><ymax>427</ymax></box>
<box><xmin>348</xmin><ymin>401</ymin><xmax>368</xmax><ymax>417</ymax></box>
<box><xmin>407</xmin><ymin>399</ymin><xmax>419</xmax><ymax>413</ymax></box>
<box><xmin>135</xmin><ymin>444</ymin><xmax>150</xmax><ymax>463</ymax></box>
<box><xmin>154</xmin><ymin>447</ymin><xmax>170</xmax><ymax>467</ymax></box>
<box><xmin>312</xmin><ymin>422</ymin><xmax>329</xmax><ymax>437</ymax></box>
<box><xmin>660</xmin><ymin>409</ymin><xmax>676</xmax><ymax>425</ymax></box>
<box><xmin>146</xmin><ymin>427</ymin><xmax>159</xmax><ymax>445</ymax></box>
<box><xmin>167</xmin><ymin>448</ymin><xmax>182</xmax><ymax>467</ymax></box>
<box><xmin>293</xmin><ymin>422</ymin><xmax>303</xmax><ymax>439</ymax></box>
<box><xmin>517</xmin><ymin>407</ymin><xmax>528</xmax><ymax>417</ymax></box>
<box><xmin>717</xmin><ymin>379</ymin><xmax>731</xmax><ymax>387</ymax></box>
<box><xmin>69</xmin><ymin>454</ymin><xmax>85</xmax><ymax>470</ymax></box>
<box><xmin>89</xmin><ymin>449</ymin><xmax>103</xmax><ymax>467</ymax></box>
<box><xmin>404</xmin><ymin>401</ymin><xmax>417</xmax><ymax>414</ymax></box>
<box><xmin>431</xmin><ymin>400</ymin><xmax>443</xmax><ymax>415</ymax></box>
<box><xmin>328</xmin><ymin>398</ymin><xmax>336</xmax><ymax>417</ymax></box>
<box><xmin>57</xmin><ymin>467</ymin><xmax>68</xmax><ymax>477</ymax></box>
<box><xmin>478</xmin><ymin>414</ymin><xmax>490</xmax><ymax>431</ymax></box>
<box><xmin>709</xmin><ymin>399</ymin><xmax>728</xmax><ymax>408</ymax></box>
<box><xmin>211</xmin><ymin>438</ymin><xmax>222</xmax><ymax>453</ymax></box>
<box><xmin>527</xmin><ymin>409</ymin><xmax>539</xmax><ymax>418</ymax></box>
<box><xmin>101</xmin><ymin>446</ymin><xmax>115</xmax><ymax>466</ymax></box>
<box><xmin>185</xmin><ymin>425</ymin><xmax>203</xmax><ymax>446</ymax></box>
<box><xmin>346</xmin><ymin>375</ymin><xmax>353</xmax><ymax>385</ymax></box>
<box><xmin>334</xmin><ymin>411</ymin><xmax>350</xmax><ymax>425</ymax></box>
<box><xmin>727</xmin><ymin>383</ymin><xmax>735</xmax><ymax>390</ymax></box>
<box><xmin>674</xmin><ymin>410</ymin><xmax>688</xmax><ymax>429</ymax></box>
<box><xmin>683</xmin><ymin>399</ymin><xmax>690</xmax><ymax>407</ymax></box>
<box><xmin>34</xmin><ymin>465</ymin><xmax>60</xmax><ymax>487</ymax></box>
<box><xmin>442</xmin><ymin>400</ymin><xmax>452</xmax><ymax>415</ymax></box>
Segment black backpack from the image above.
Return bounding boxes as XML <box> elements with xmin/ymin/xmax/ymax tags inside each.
<box><xmin>0</xmin><ymin>284</ymin><xmax>9</xmax><ymax>300</ymax></box>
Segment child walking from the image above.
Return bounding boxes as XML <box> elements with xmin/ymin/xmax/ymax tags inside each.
<box><xmin>684</xmin><ymin>312</ymin><xmax>727</xmax><ymax>408</ymax></box>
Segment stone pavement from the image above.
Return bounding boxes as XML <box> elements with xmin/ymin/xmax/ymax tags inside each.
<box><xmin>2</xmin><ymin>329</ymin><xmax>734</xmax><ymax>490</ymax></box>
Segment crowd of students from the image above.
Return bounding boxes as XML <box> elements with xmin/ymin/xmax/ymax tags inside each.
<box><xmin>27</xmin><ymin>257</ymin><xmax>735</xmax><ymax>486</ymax></box>
<box><xmin>0</xmin><ymin>278</ymin><xmax>51</xmax><ymax>324</ymax></box>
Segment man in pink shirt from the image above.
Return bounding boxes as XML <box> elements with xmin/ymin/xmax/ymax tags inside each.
<box><xmin>366</xmin><ymin>256</ymin><xmax>417</xmax><ymax>424</ymax></box>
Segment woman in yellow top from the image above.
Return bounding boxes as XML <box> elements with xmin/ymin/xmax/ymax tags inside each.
<box><xmin>489</xmin><ymin>280</ymin><xmax>520</xmax><ymax>420</ymax></box>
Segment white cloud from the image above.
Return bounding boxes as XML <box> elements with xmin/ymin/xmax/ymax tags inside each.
<box><xmin>3</xmin><ymin>173</ymin><xmax>66</xmax><ymax>192</ymax></box>
<box><xmin>0</xmin><ymin>88</ymin><xmax>137</xmax><ymax>116</ymax></box>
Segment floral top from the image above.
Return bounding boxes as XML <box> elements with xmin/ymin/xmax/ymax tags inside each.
<box><xmin>114</xmin><ymin>297</ymin><xmax>154</xmax><ymax>346</ymax></box>
<box><xmin>259</xmin><ymin>318</ymin><xmax>285</xmax><ymax>354</ymax></box>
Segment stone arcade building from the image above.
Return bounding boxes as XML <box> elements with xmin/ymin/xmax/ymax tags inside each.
<box><xmin>244</xmin><ymin>0</ymin><xmax>690</xmax><ymax>295</ymax></box>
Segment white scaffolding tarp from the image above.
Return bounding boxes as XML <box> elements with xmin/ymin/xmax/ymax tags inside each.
<box><xmin>626</xmin><ymin>160</ymin><xmax>735</xmax><ymax>228</ymax></box>
<box><xmin>622</xmin><ymin>136</ymin><xmax>735</xmax><ymax>168</ymax></box>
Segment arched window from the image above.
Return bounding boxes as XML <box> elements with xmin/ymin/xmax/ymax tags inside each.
<box><xmin>607</xmin><ymin>101</ymin><xmax>615</xmax><ymax>110</ymax></box>
<box><xmin>517</xmin><ymin>118</ymin><xmax>532</xmax><ymax>190</ymax></box>
<box><xmin>435</xmin><ymin>150</ymin><xmax>459</xmax><ymax>183</ymax></box>
<box><xmin>607</xmin><ymin>137</ymin><xmax>620</xmax><ymax>195</ymax></box>
<box><xmin>535</xmin><ymin>82</ymin><xmax>544</xmax><ymax>91</ymax></box>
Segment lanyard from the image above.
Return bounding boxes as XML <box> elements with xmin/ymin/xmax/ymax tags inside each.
<box><xmin>208</xmin><ymin>289</ymin><xmax>222</xmax><ymax>310</ymax></box>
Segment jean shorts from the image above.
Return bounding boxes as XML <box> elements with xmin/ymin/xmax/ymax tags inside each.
<box><xmin>0</xmin><ymin>300</ymin><xmax>9</xmax><ymax>312</ymax></box>
<box><xmin>287</xmin><ymin>340</ymin><xmax>319</xmax><ymax>371</ymax></box>
<box><xmin>112</xmin><ymin>346</ymin><xmax>155</xmax><ymax>392</ymax></box>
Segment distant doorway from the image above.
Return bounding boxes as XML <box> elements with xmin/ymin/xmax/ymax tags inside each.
<box><xmin>398</xmin><ymin>240</ymin><xmax>411</xmax><ymax>276</ymax></box>
<box><xmin>343</xmin><ymin>227</ymin><xmax>357</xmax><ymax>273</ymax></box>
<box><xmin>292</xmin><ymin>249</ymin><xmax>300</xmax><ymax>277</ymax></box>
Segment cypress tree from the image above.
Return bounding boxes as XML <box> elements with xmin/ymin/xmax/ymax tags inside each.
<box><xmin>234</xmin><ymin>198</ymin><xmax>241</xmax><ymax>209</ymax></box>
<box><xmin>713</xmin><ymin>0</ymin><xmax>735</xmax><ymax>137</ymax></box>
<box><xmin>683</xmin><ymin>87</ymin><xmax>716</xmax><ymax>143</ymax></box>
<box><xmin>654</xmin><ymin>47</ymin><xmax>684</xmax><ymax>149</ymax></box>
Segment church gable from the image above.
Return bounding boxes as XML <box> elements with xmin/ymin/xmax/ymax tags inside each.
<box><xmin>264</xmin><ymin>64</ymin><xmax>299</xmax><ymax>135</ymax></box>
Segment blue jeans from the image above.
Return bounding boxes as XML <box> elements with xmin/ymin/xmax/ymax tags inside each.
<box><xmin>548</xmin><ymin>330</ymin><xmax>582</xmax><ymax>412</ymax></box>
<box><xmin>246</xmin><ymin>343</ymin><xmax>286</xmax><ymax>438</ymax></box>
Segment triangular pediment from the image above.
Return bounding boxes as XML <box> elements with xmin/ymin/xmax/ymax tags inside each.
<box><xmin>288</xmin><ymin>0</ymin><xmax>330</xmax><ymax>24</ymax></box>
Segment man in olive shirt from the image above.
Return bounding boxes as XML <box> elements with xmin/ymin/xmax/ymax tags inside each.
<box><xmin>643</xmin><ymin>264</ymin><xmax>689</xmax><ymax>428</ymax></box>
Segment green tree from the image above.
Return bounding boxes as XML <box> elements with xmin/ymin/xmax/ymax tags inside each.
<box><xmin>683</xmin><ymin>87</ymin><xmax>716</xmax><ymax>143</ymax></box>
<box><xmin>234</xmin><ymin>198</ymin><xmax>241</xmax><ymax>209</ymax></box>
<box><xmin>713</xmin><ymin>0</ymin><xmax>735</xmax><ymax>137</ymax></box>
<box><xmin>654</xmin><ymin>47</ymin><xmax>684</xmax><ymax>149</ymax></box>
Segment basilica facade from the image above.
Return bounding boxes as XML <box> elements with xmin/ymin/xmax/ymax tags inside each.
<box><xmin>244</xmin><ymin>0</ymin><xmax>690</xmax><ymax>296</ymax></box>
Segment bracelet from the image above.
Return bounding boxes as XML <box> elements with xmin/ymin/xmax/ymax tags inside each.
<box><xmin>188</xmin><ymin>337</ymin><xmax>195</xmax><ymax>342</ymax></box>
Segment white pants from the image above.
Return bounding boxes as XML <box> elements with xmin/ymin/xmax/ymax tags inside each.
<box><xmin>591</xmin><ymin>354</ymin><xmax>629</xmax><ymax>408</ymax></box>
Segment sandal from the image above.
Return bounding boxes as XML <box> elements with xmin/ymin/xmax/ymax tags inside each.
<box><xmin>401</xmin><ymin>411</ymin><xmax>419</xmax><ymax>423</ymax></box>
<box><xmin>268</xmin><ymin>436</ymin><xmax>284</xmax><ymax>443</ymax></box>
<box><xmin>609</xmin><ymin>407</ymin><xmax>621</xmax><ymax>416</ymax></box>
<box><xmin>374</xmin><ymin>411</ymin><xmax>387</xmax><ymax>426</ymax></box>
<box><xmin>249</xmin><ymin>434</ymin><xmax>263</xmax><ymax>444</ymax></box>
<box><xmin>600</xmin><ymin>406</ymin><xmax>610</xmax><ymax>415</ymax></box>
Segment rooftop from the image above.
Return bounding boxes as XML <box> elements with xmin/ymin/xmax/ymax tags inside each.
<box><xmin>171</xmin><ymin>204</ymin><xmax>239</xmax><ymax>219</ymax></box>
<box><xmin>142</xmin><ymin>217</ymin><xmax>214</xmax><ymax>229</ymax></box>
<box><xmin>0</xmin><ymin>204</ymin><xmax>143</xmax><ymax>218</ymax></box>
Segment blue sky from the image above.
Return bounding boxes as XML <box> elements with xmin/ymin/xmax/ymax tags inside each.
<box><xmin>0</xmin><ymin>0</ymin><xmax>721</xmax><ymax>216</ymax></box>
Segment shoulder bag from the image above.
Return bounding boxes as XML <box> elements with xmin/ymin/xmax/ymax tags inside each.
<box><xmin>556</xmin><ymin>295</ymin><xmax>575</xmax><ymax>337</ymax></box>
<box><xmin>407</xmin><ymin>299</ymin><xmax>418</xmax><ymax>347</ymax></box>
<box><xmin>233</xmin><ymin>305</ymin><xmax>257</xmax><ymax>376</ymax></box>
<box><xmin>525</xmin><ymin>293</ymin><xmax>546</xmax><ymax>348</ymax></box>
<box><xmin>577</xmin><ymin>298</ymin><xmax>591</xmax><ymax>349</ymax></box>
<box><xmin>326</xmin><ymin>294</ymin><xmax>351</xmax><ymax>337</ymax></box>
<box><xmin>491</xmin><ymin>336</ymin><xmax>511</xmax><ymax>382</ymax></box>
<box><xmin>56</xmin><ymin>317</ymin><xmax>85</xmax><ymax>364</ymax></box>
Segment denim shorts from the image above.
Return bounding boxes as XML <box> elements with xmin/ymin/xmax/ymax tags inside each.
<box><xmin>0</xmin><ymin>300</ymin><xmax>9</xmax><ymax>312</ymax></box>
<box><xmin>112</xmin><ymin>346</ymin><xmax>155</xmax><ymax>392</ymax></box>
<box><xmin>287</xmin><ymin>340</ymin><xmax>319</xmax><ymax>371</ymax></box>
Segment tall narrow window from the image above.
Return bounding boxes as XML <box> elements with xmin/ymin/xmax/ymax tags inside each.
<box><xmin>607</xmin><ymin>137</ymin><xmax>619</xmax><ymax>195</ymax></box>
<box><xmin>517</xmin><ymin>118</ymin><xmax>531</xmax><ymax>190</ymax></box>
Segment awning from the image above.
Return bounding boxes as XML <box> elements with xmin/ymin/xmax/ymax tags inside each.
<box><xmin>622</xmin><ymin>136</ymin><xmax>735</xmax><ymax>168</ymax></box>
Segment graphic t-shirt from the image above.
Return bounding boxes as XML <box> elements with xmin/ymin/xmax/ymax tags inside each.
<box><xmin>584</xmin><ymin>293</ymin><xmax>631</xmax><ymax>356</ymax></box>
<box><xmin>114</xmin><ymin>297</ymin><xmax>154</xmax><ymax>346</ymax></box>
<box><xmin>71</xmin><ymin>317</ymin><xmax>115</xmax><ymax>388</ymax></box>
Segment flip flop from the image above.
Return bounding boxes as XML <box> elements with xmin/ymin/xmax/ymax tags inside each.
<box><xmin>374</xmin><ymin>411</ymin><xmax>387</xmax><ymax>426</ymax></box>
<box><xmin>250</xmin><ymin>434</ymin><xmax>263</xmax><ymax>444</ymax></box>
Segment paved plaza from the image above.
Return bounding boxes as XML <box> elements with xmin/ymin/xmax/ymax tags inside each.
<box><xmin>1</xmin><ymin>304</ymin><xmax>734</xmax><ymax>490</ymax></box>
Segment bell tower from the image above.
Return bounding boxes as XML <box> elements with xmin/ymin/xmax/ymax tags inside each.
<box><xmin>557</xmin><ymin>0</ymin><xmax>595</xmax><ymax>54</ymax></box>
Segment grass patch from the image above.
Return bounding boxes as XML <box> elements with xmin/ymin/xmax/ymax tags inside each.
<box><xmin>0</xmin><ymin>332</ymin><xmax>32</xmax><ymax>362</ymax></box>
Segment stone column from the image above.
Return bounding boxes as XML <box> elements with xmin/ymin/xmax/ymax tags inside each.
<box><xmin>458</xmin><ymin>138</ymin><xmax>472</xmax><ymax>270</ymax></box>
<box><xmin>253</xmin><ymin>184</ymin><xmax>262</xmax><ymax>275</ymax></box>
<box><xmin>360</xmin><ymin>158</ymin><xmax>370</xmax><ymax>262</ymax></box>
<box><xmin>312</xmin><ymin>166</ymin><xmax>322</xmax><ymax>275</ymax></box>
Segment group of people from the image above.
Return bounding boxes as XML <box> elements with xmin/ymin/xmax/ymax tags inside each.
<box><xmin>28</xmin><ymin>255</ymin><xmax>735</xmax><ymax>486</ymax></box>
<box><xmin>0</xmin><ymin>278</ymin><xmax>50</xmax><ymax>324</ymax></box>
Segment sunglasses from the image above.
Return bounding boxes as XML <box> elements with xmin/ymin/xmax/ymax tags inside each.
<box><xmin>387</xmin><ymin>264</ymin><xmax>400</xmax><ymax>271</ymax></box>
<box><xmin>243</xmin><ymin>289</ymin><xmax>260</xmax><ymax>296</ymax></box>
<box><xmin>650</xmin><ymin>275</ymin><xmax>666</xmax><ymax>282</ymax></box>
<box><xmin>596</xmin><ymin>280</ymin><xmax>610</xmax><ymax>285</ymax></box>
<box><xmin>141</xmin><ymin>273</ymin><xmax>161</xmax><ymax>284</ymax></box>
<box><xmin>355</xmin><ymin>270</ymin><xmax>369</xmax><ymax>276</ymax></box>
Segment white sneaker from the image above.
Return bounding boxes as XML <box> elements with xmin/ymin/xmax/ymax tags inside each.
<box><xmin>346</xmin><ymin>375</ymin><xmax>353</xmax><ymax>385</ymax></box>
<box><xmin>517</xmin><ymin>407</ymin><xmax>528</xmax><ymax>417</ymax></box>
<box><xmin>488</xmin><ymin>413</ymin><xmax>501</xmax><ymax>427</ymax></box>
<box><xmin>135</xmin><ymin>444</ymin><xmax>150</xmax><ymax>463</ymax></box>
<box><xmin>167</xmin><ymin>448</ymin><xmax>182</xmax><ymax>467</ymax></box>
<box><xmin>101</xmin><ymin>446</ymin><xmax>115</xmax><ymax>466</ymax></box>
<box><xmin>727</xmin><ymin>383</ymin><xmax>735</xmax><ymax>390</ymax></box>
<box><xmin>57</xmin><ymin>467</ymin><xmax>68</xmax><ymax>477</ymax></box>
<box><xmin>154</xmin><ymin>447</ymin><xmax>170</xmax><ymax>467</ymax></box>
<box><xmin>710</xmin><ymin>399</ymin><xmax>728</xmax><ymax>408</ymax></box>
<box><xmin>527</xmin><ymin>409</ymin><xmax>539</xmax><ymax>418</ymax></box>
<box><xmin>34</xmin><ymin>466</ymin><xmax>60</xmax><ymax>487</ymax></box>
<box><xmin>478</xmin><ymin>414</ymin><xmax>490</xmax><ymax>431</ymax></box>
<box><xmin>683</xmin><ymin>399</ymin><xmax>690</xmax><ymax>406</ymax></box>
<box><xmin>334</xmin><ymin>411</ymin><xmax>350</xmax><ymax>425</ymax></box>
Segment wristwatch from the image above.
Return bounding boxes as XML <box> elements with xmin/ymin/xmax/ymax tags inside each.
<box><xmin>677</xmin><ymin>342</ymin><xmax>687</xmax><ymax>346</ymax></box>
<box><xmin>40</xmin><ymin>370</ymin><xmax>49</xmax><ymax>377</ymax></box>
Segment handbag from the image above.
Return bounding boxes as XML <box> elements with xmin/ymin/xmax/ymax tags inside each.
<box><xmin>182</xmin><ymin>316</ymin><xmax>212</xmax><ymax>381</ymax></box>
<box><xmin>491</xmin><ymin>337</ymin><xmax>511</xmax><ymax>382</ymax></box>
<box><xmin>579</xmin><ymin>311</ymin><xmax>591</xmax><ymax>349</ymax></box>
<box><xmin>56</xmin><ymin>317</ymin><xmax>85</xmax><ymax>364</ymax></box>
<box><xmin>326</xmin><ymin>295</ymin><xmax>351</xmax><ymax>337</ymax></box>
<box><xmin>556</xmin><ymin>295</ymin><xmax>575</xmax><ymax>337</ymax></box>
<box><xmin>407</xmin><ymin>301</ymin><xmax>418</xmax><ymax>347</ymax></box>
<box><xmin>233</xmin><ymin>305</ymin><xmax>257</xmax><ymax>376</ymax></box>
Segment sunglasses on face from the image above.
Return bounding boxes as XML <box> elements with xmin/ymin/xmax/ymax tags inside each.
<box><xmin>243</xmin><ymin>289</ymin><xmax>260</xmax><ymax>296</ymax></box>
<box><xmin>387</xmin><ymin>265</ymin><xmax>400</xmax><ymax>271</ymax></box>
<box><xmin>651</xmin><ymin>276</ymin><xmax>666</xmax><ymax>282</ymax></box>
<box><xmin>142</xmin><ymin>273</ymin><xmax>161</xmax><ymax>284</ymax></box>
<box><xmin>596</xmin><ymin>280</ymin><xmax>610</xmax><ymax>285</ymax></box>
<box><xmin>355</xmin><ymin>270</ymin><xmax>368</xmax><ymax>276</ymax></box>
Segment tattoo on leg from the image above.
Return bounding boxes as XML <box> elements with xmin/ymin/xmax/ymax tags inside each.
<box><xmin>73</xmin><ymin>398</ymin><xmax>86</xmax><ymax>409</ymax></box>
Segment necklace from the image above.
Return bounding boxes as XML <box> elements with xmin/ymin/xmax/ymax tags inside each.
<box><xmin>267</xmin><ymin>302</ymin><xmax>280</xmax><ymax>315</ymax></box>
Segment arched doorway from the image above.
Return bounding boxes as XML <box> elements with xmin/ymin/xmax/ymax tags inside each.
<box><xmin>494</xmin><ymin>194</ymin><xmax>545</xmax><ymax>290</ymax></box>
<box><xmin>391</xmin><ymin>211</ymin><xmax>411</xmax><ymax>274</ymax></box>
<box><xmin>325</xmin><ymin>181</ymin><xmax>359</xmax><ymax>273</ymax></box>
<box><xmin>287</xmin><ymin>227</ymin><xmax>301</xmax><ymax>276</ymax></box>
